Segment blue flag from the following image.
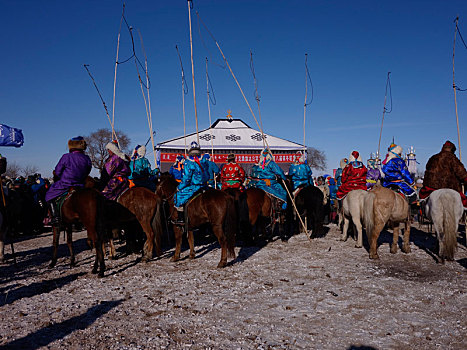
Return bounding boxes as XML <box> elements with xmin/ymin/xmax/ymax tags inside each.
<box><xmin>0</xmin><ymin>124</ymin><xmax>24</xmax><ymax>147</ymax></box>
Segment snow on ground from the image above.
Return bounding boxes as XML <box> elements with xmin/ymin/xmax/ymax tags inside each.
<box><xmin>0</xmin><ymin>224</ymin><xmax>466</xmax><ymax>350</ymax></box>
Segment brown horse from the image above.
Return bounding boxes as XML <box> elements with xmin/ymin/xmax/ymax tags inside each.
<box><xmin>49</xmin><ymin>188</ymin><xmax>107</xmax><ymax>277</ymax></box>
<box><xmin>363</xmin><ymin>186</ymin><xmax>411</xmax><ymax>259</ymax></box>
<box><xmin>223</xmin><ymin>187</ymin><xmax>272</xmax><ymax>243</ymax></box>
<box><xmin>156</xmin><ymin>174</ymin><xmax>236</xmax><ymax>267</ymax></box>
<box><xmin>117</xmin><ymin>187</ymin><xmax>163</xmax><ymax>261</ymax></box>
<box><xmin>85</xmin><ymin>177</ymin><xmax>163</xmax><ymax>262</ymax></box>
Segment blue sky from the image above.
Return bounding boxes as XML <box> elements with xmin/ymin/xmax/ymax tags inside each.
<box><xmin>1</xmin><ymin>0</ymin><xmax>467</xmax><ymax>177</ymax></box>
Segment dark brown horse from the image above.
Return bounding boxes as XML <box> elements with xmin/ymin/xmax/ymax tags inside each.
<box><xmin>86</xmin><ymin>177</ymin><xmax>163</xmax><ymax>262</ymax></box>
<box><xmin>223</xmin><ymin>187</ymin><xmax>272</xmax><ymax>243</ymax></box>
<box><xmin>49</xmin><ymin>187</ymin><xmax>107</xmax><ymax>277</ymax></box>
<box><xmin>156</xmin><ymin>173</ymin><xmax>236</xmax><ymax>267</ymax></box>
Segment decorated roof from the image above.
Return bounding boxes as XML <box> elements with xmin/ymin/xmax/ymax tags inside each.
<box><xmin>157</xmin><ymin>118</ymin><xmax>304</xmax><ymax>151</ymax></box>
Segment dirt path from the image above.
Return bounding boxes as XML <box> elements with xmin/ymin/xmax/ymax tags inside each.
<box><xmin>0</xmin><ymin>224</ymin><xmax>466</xmax><ymax>349</ymax></box>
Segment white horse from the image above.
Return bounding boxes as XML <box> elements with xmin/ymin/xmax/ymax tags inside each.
<box><xmin>340</xmin><ymin>189</ymin><xmax>368</xmax><ymax>248</ymax></box>
<box><xmin>424</xmin><ymin>189</ymin><xmax>464</xmax><ymax>262</ymax></box>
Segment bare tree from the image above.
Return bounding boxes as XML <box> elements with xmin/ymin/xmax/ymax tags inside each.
<box><xmin>85</xmin><ymin>128</ymin><xmax>131</xmax><ymax>171</ymax></box>
<box><xmin>307</xmin><ymin>147</ymin><xmax>327</xmax><ymax>171</ymax></box>
<box><xmin>21</xmin><ymin>164</ymin><xmax>39</xmax><ymax>177</ymax></box>
<box><xmin>5</xmin><ymin>160</ymin><xmax>22</xmax><ymax>178</ymax></box>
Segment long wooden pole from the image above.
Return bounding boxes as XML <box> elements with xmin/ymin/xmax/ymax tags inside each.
<box><xmin>377</xmin><ymin>72</ymin><xmax>391</xmax><ymax>159</ymax></box>
<box><xmin>205</xmin><ymin>58</ymin><xmax>215</xmax><ymax>159</ymax></box>
<box><xmin>250</xmin><ymin>51</ymin><xmax>266</xmax><ymax>149</ymax></box>
<box><xmin>187</xmin><ymin>0</ymin><xmax>199</xmax><ymax>144</ymax></box>
<box><xmin>175</xmin><ymin>45</ymin><xmax>188</xmax><ymax>156</ymax></box>
<box><xmin>303</xmin><ymin>54</ymin><xmax>308</xmax><ymax>153</ymax></box>
<box><xmin>111</xmin><ymin>3</ymin><xmax>125</xmax><ymax>145</ymax></box>
<box><xmin>453</xmin><ymin>17</ymin><xmax>462</xmax><ymax>162</ymax></box>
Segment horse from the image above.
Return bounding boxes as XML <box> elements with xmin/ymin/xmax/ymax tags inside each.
<box><xmin>223</xmin><ymin>187</ymin><xmax>272</xmax><ymax>244</ymax></box>
<box><xmin>156</xmin><ymin>173</ymin><xmax>236</xmax><ymax>267</ymax></box>
<box><xmin>424</xmin><ymin>189</ymin><xmax>464</xmax><ymax>262</ymax></box>
<box><xmin>86</xmin><ymin>177</ymin><xmax>163</xmax><ymax>262</ymax></box>
<box><xmin>340</xmin><ymin>189</ymin><xmax>368</xmax><ymax>248</ymax></box>
<box><xmin>49</xmin><ymin>187</ymin><xmax>108</xmax><ymax>277</ymax></box>
<box><xmin>284</xmin><ymin>178</ymin><xmax>324</xmax><ymax>239</ymax></box>
<box><xmin>363</xmin><ymin>186</ymin><xmax>411</xmax><ymax>259</ymax></box>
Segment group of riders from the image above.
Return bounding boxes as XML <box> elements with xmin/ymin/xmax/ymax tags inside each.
<box><xmin>4</xmin><ymin>136</ymin><xmax>467</xmax><ymax>237</ymax></box>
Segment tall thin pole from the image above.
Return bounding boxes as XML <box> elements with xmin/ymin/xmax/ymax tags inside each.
<box><xmin>303</xmin><ymin>54</ymin><xmax>308</xmax><ymax>153</ymax></box>
<box><xmin>250</xmin><ymin>51</ymin><xmax>266</xmax><ymax>149</ymax></box>
<box><xmin>187</xmin><ymin>0</ymin><xmax>199</xmax><ymax>144</ymax></box>
<box><xmin>377</xmin><ymin>72</ymin><xmax>391</xmax><ymax>159</ymax></box>
<box><xmin>111</xmin><ymin>3</ymin><xmax>125</xmax><ymax>145</ymax></box>
<box><xmin>176</xmin><ymin>45</ymin><xmax>188</xmax><ymax>156</ymax></box>
<box><xmin>205</xmin><ymin>58</ymin><xmax>215</xmax><ymax>158</ymax></box>
<box><xmin>453</xmin><ymin>17</ymin><xmax>462</xmax><ymax>161</ymax></box>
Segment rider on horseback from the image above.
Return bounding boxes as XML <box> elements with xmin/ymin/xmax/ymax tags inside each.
<box><xmin>129</xmin><ymin>144</ymin><xmax>159</xmax><ymax>191</ymax></box>
<box><xmin>335</xmin><ymin>158</ymin><xmax>348</xmax><ymax>188</ymax></box>
<box><xmin>250</xmin><ymin>148</ymin><xmax>287</xmax><ymax>209</ymax></box>
<box><xmin>101</xmin><ymin>141</ymin><xmax>131</xmax><ymax>201</ymax></box>
<box><xmin>419</xmin><ymin>140</ymin><xmax>467</xmax><ymax>208</ymax></box>
<box><xmin>288</xmin><ymin>151</ymin><xmax>313</xmax><ymax>191</ymax></box>
<box><xmin>220</xmin><ymin>153</ymin><xmax>246</xmax><ymax>190</ymax></box>
<box><xmin>45</xmin><ymin>136</ymin><xmax>92</xmax><ymax>226</ymax></box>
<box><xmin>336</xmin><ymin>151</ymin><xmax>367</xmax><ymax>201</ymax></box>
<box><xmin>201</xmin><ymin>153</ymin><xmax>220</xmax><ymax>188</ymax></box>
<box><xmin>173</xmin><ymin>142</ymin><xmax>209</xmax><ymax>224</ymax></box>
<box><xmin>169</xmin><ymin>154</ymin><xmax>185</xmax><ymax>184</ymax></box>
<box><xmin>366</xmin><ymin>158</ymin><xmax>381</xmax><ymax>190</ymax></box>
<box><xmin>381</xmin><ymin>144</ymin><xmax>417</xmax><ymax>204</ymax></box>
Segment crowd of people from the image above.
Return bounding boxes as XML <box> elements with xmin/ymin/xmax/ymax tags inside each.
<box><xmin>3</xmin><ymin>135</ymin><xmax>467</xmax><ymax>235</ymax></box>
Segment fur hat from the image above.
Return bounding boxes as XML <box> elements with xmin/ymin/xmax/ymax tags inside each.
<box><xmin>131</xmin><ymin>145</ymin><xmax>146</xmax><ymax>160</ymax></box>
<box><xmin>106</xmin><ymin>141</ymin><xmax>127</xmax><ymax>160</ymax></box>
<box><xmin>258</xmin><ymin>148</ymin><xmax>273</xmax><ymax>168</ymax></box>
<box><xmin>68</xmin><ymin>136</ymin><xmax>87</xmax><ymax>151</ymax></box>
<box><xmin>227</xmin><ymin>153</ymin><xmax>235</xmax><ymax>162</ymax></box>
<box><xmin>339</xmin><ymin>158</ymin><xmax>348</xmax><ymax>169</ymax></box>
<box><xmin>295</xmin><ymin>151</ymin><xmax>306</xmax><ymax>164</ymax></box>
<box><xmin>348</xmin><ymin>151</ymin><xmax>362</xmax><ymax>163</ymax></box>
<box><xmin>188</xmin><ymin>141</ymin><xmax>201</xmax><ymax>157</ymax></box>
<box><xmin>383</xmin><ymin>144</ymin><xmax>403</xmax><ymax>164</ymax></box>
<box><xmin>442</xmin><ymin>140</ymin><xmax>456</xmax><ymax>153</ymax></box>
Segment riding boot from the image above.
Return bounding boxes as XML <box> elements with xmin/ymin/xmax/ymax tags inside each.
<box><xmin>48</xmin><ymin>200</ymin><xmax>60</xmax><ymax>227</ymax></box>
<box><xmin>173</xmin><ymin>208</ymin><xmax>185</xmax><ymax>225</ymax></box>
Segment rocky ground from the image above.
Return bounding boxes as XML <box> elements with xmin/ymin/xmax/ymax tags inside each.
<box><xmin>0</xmin><ymin>223</ymin><xmax>466</xmax><ymax>350</ymax></box>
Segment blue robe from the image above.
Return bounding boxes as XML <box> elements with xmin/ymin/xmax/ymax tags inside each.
<box><xmin>174</xmin><ymin>157</ymin><xmax>208</xmax><ymax>207</ymax></box>
<box><xmin>382</xmin><ymin>157</ymin><xmax>415</xmax><ymax>196</ymax></box>
<box><xmin>251</xmin><ymin>161</ymin><xmax>287</xmax><ymax>203</ymax></box>
<box><xmin>202</xmin><ymin>159</ymin><xmax>220</xmax><ymax>187</ymax></box>
<box><xmin>129</xmin><ymin>157</ymin><xmax>159</xmax><ymax>191</ymax></box>
<box><xmin>288</xmin><ymin>163</ymin><xmax>313</xmax><ymax>190</ymax></box>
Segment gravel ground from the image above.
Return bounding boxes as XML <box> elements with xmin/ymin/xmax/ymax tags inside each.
<box><xmin>0</xmin><ymin>223</ymin><xmax>466</xmax><ymax>350</ymax></box>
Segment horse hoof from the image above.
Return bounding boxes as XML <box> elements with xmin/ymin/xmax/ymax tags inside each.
<box><xmin>340</xmin><ymin>237</ymin><xmax>347</xmax><ymax>242</ymax></box>
<box><xmin>354</xmin><ymin>244</ymin><xmax>362</xmax><ymax>248</ymax></box>
<box><xmin>390</xmin><ymin>247</ymin><xmax>398</xmax><ymax>254</ymax></box>
<box><xmin>49</xmin><ymin>261</ymin><xmax>56</xmax><ymax>268</ymax></box>
<box><xmin>92</xmin><ymin>268</ymin><xmax>98</xmax><ymax>274</ymax></box>
<box><xmin>402</xmin><ymin>246</ymin><xmax>411</xmax><ymax>254</ymax></box>
<box><xmin>141</xmin><ymin>256</ymin><xmax>150</xmax><ymax>263</ymax></box>
<box><xmin>369</xmin><ymin>253</ymin><xmax>379</xmax><ymax>260</ymax></box>
<box><xmin>217</xmin><ymin>261</ymin><xmax>227</xmax><ymax>268</ymax></box>
<box><xmin>189</xmin><ymin>254</ymin><xmax>195</xmax><ymax>260</ymax></box>
<box><xmin>98</xmin><ymin>272</ymin><xmax>104</xmax><ymax>278</ymax></box>
<box><xmin>170</xmin><ymin>256</ymin><xmax>179</xmax><ymax>263</ymax></box>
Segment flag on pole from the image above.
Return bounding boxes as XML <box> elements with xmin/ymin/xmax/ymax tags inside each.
<box><xmin>0</xmin><ymin>124</ymin><xmax>24</xmax><ymax>147</ymax></box>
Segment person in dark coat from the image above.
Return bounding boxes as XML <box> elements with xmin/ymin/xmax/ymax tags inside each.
<box><xmin>45</xmin><ymin>136</ymin><xmax>92</xmax><ymax>225</ymax></box>
<box><xmin>419</xmin><ymin>140</ymin><xmax>467</xmax><ymax>207</ymax></box>
<box><xmin>101</xmin><ymin>141</ymin><xmax>131</xmax><ymax>201</ymax></box>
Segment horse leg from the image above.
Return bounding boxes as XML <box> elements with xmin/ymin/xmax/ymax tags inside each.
<box><xmin>66</xmin><ymin>225</ymin><xmax>75</xmax><ymax>267</ymax></box>
<box><xmin>341</xmin><ymin>216</ymin><xmax>349</xmax><ymax>242</ymax></box>
<box><xmin>188</xmin><ymin>230</ymin><xmax>195</xmax><ymax>259</ymax></box>
<box><xmin>390</xmin><ymin>224</ymin><xmax>399</xmax><ymax>254</ymax></box>
<box><xmin>49</xmin><ymin>225</ymin><xmax>60</xmax><ymax>268</ymax></box>
<box><xmin>141</xmin><ymin>221</ymin><xmax>154</xmax><ymax>262</ymax></box>
<box><xmin>354</xmin><ymin>218</ymin><xmax>363</xmax><ymax>248</ymax></box>
<box><xmin>171</xmin><ymin>225</ymin><xmax>183</xmax><ymax>262</ymax></box>
<box><xmin>369</xmin><ymin>222</ymin><xmax>384</xmax><ymax>259</ymax></box>
<box><xmin>108</xmin><ymin>239</ymin><xmax>116</xmax><ymax>260</ymax></box>
<box><xmin>212</xmin><ymin>224</ymin><xmax>228</xmax><ymax>268</ymax></box>
<box><xmin>401</xmin><ymin>220</ymin><xmax>411</xmax><ymax>254</ymax></box>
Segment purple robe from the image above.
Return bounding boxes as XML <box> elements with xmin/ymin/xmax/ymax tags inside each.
<box><xmin>102</xmin><ymin>154</ymin><xmax>131</xmax><ymax>200</ymax></box>
<box><xmin>45</xmin><ymin>151</ymin><xmax>92</xmax><ymax>202</ymax></box>
<box><xmin>366</xmin><ymin>168</ymin><xmax>381</xmax><ymax>190</ymax></box>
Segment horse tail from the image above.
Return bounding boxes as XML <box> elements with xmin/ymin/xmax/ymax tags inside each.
<box><xmin>440</xmin><ymin>191</ymin><xmax>458</xmax><ymax>260</ymax></box>
<box><xmin>151</xmin><ymin>197</ymin><xmax>163</xmax><ymax>257</ymax></box>
<box><xmin>223</xmin><ymin>195</ymin><xmax>237</xmax><ymax>259</ymax></box>
<box><xmin>363</xmin><ymin>191</ymin><xmax>376</xmax><ymax>239</ymax></box>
